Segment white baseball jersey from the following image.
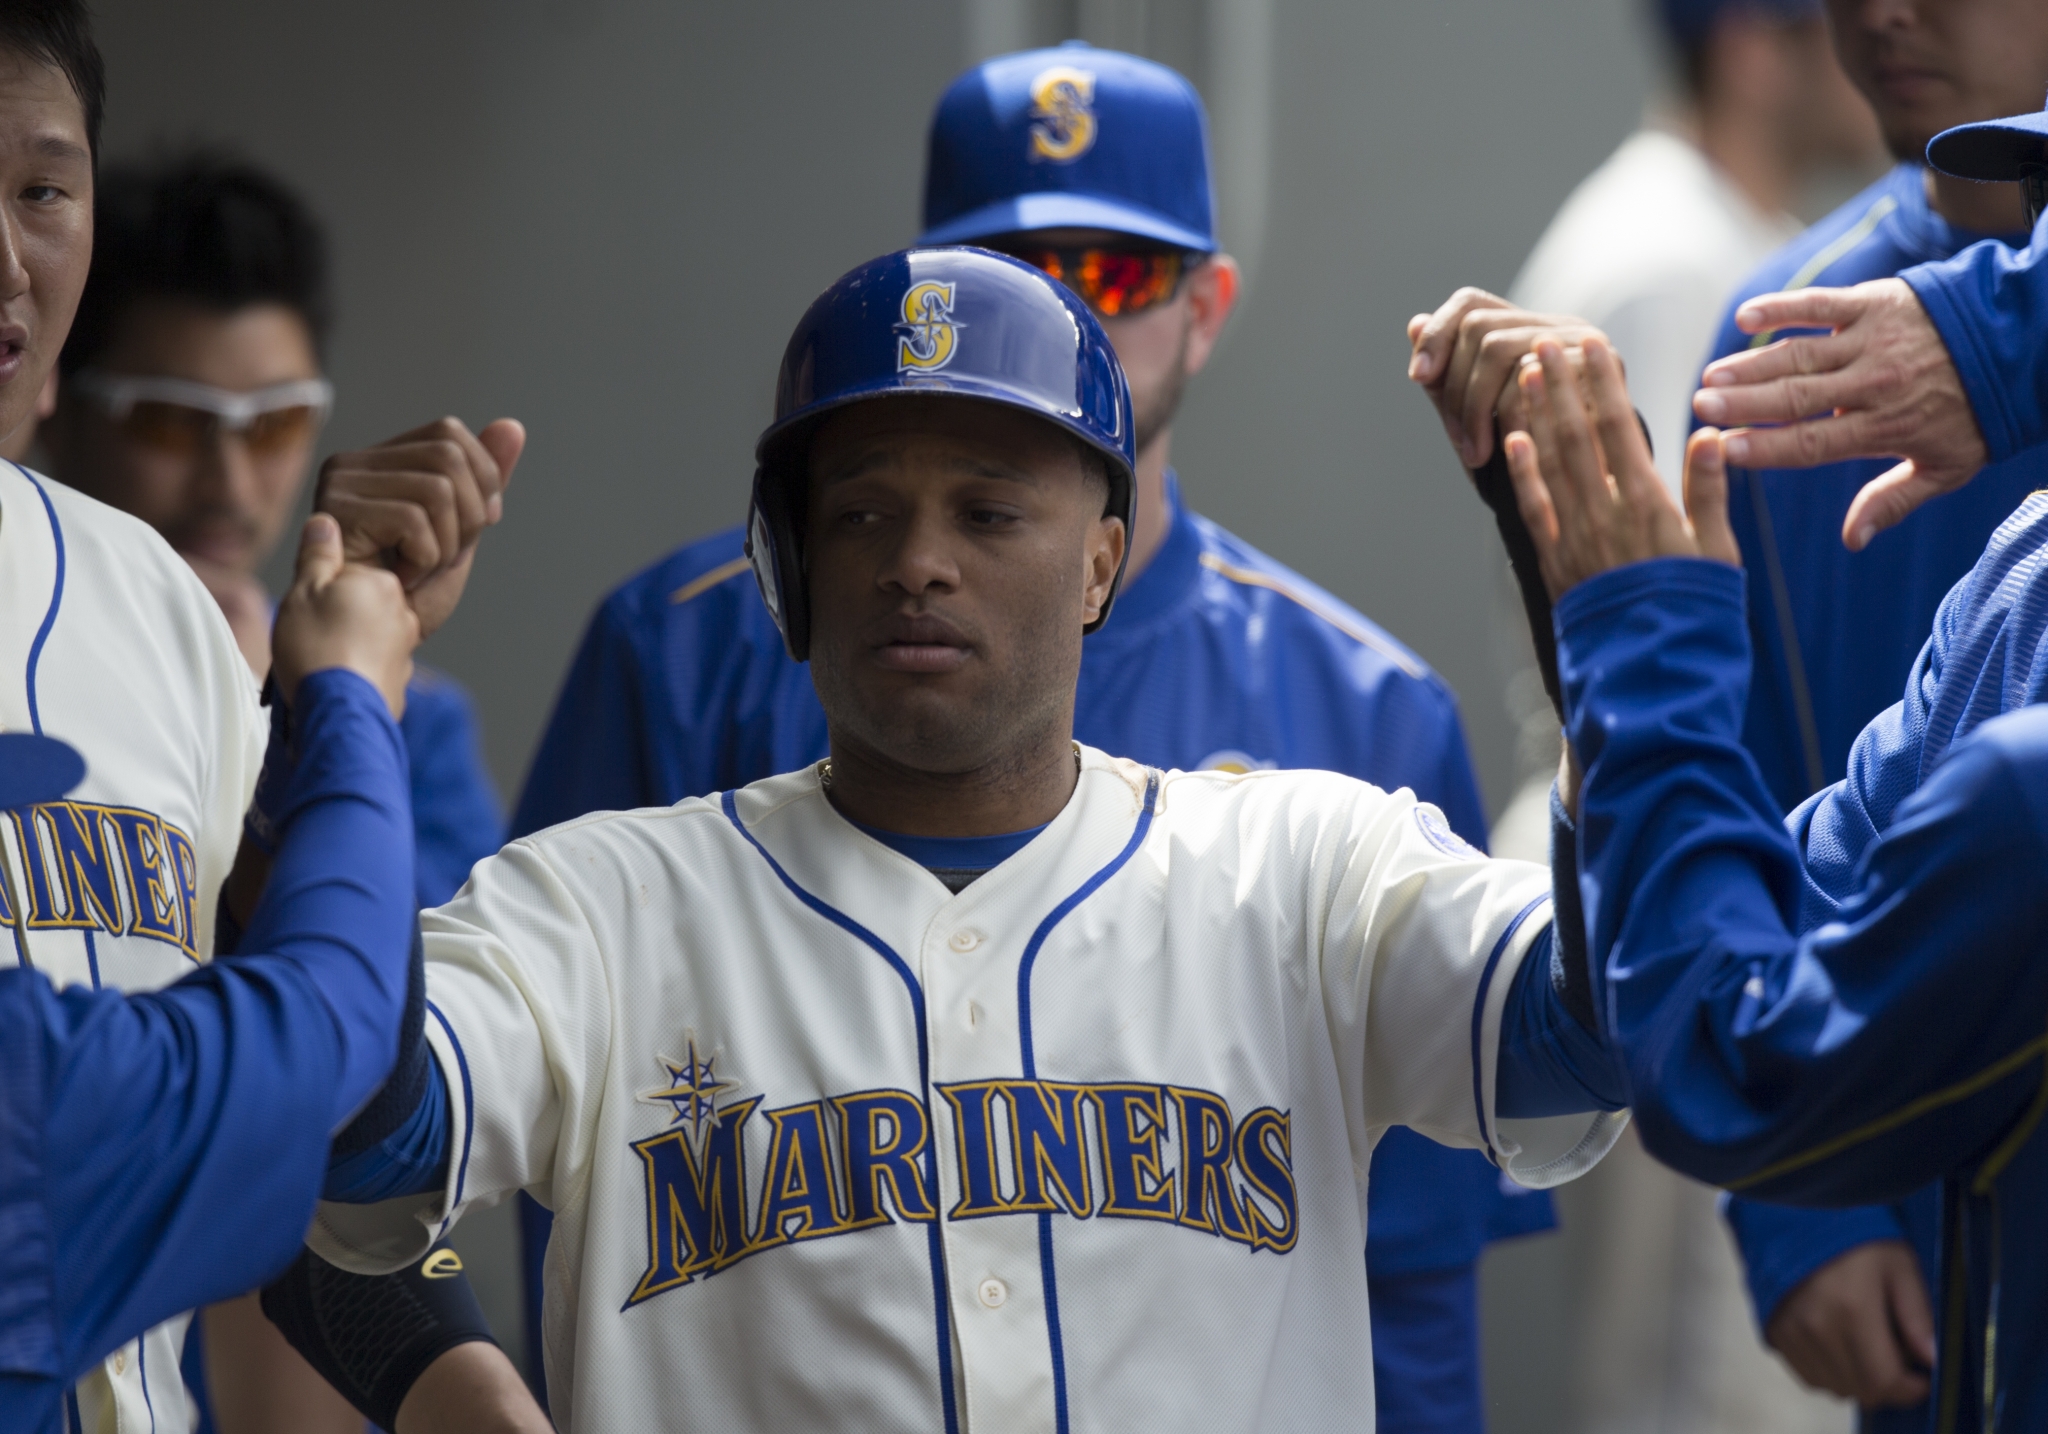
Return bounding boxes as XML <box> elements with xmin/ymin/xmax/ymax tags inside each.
<box><xmin>0</xmin><ymin>461</ymin><xmax>265</xmax><ymax>1432</ymax></box>
<box><xmin>314</xmin><ymin>750</ymin><xmax>1623</xmax><ymax>1432</ymax></box>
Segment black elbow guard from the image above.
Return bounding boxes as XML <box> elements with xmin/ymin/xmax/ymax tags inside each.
<box><xmin>260</xmin><ymin>1242</ymin><xmax>497</xmax><ymax>1430</ymax></box>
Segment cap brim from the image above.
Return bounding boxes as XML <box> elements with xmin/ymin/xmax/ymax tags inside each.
<box><xmin>919</xmin><ymin>192</ymin><xmax>1215</xmax><ymax>252</ymax></box>
<box><xmin>0</xmin><ymin>732</ymin><xmax>84</xmax><ymax>809</ymax></box>
<box><xmin>1927</xmin><ymin>112</ymin><xmax>2048</xmax><ymax>181</ymax></box>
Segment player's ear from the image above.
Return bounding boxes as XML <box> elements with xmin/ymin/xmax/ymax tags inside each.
<box><xmin>1082</xmin><ymin>512</ymin><xmax>1126</xmax><ymax>627</ymax></box>
<box><xmin>1183</xmin><ymin>255</ymin><xmax>1241</xmax><ymax>375</ymax></box>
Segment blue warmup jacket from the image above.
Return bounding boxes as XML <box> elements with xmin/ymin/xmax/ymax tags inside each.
<box><xmin>1703</xmin><ymin>167</ymin><xmax>2041</xmax><ymax>1402</ymax></box>
<box><xmin>399</xmin><ymin>666</ymin><xmax>503</xmax><ymax>909</ymax></box>
<box><xmin>1557</xmin><ymin>512</ymin><xmax>2048</xmax><ymax>1434</ymax></box>
<box><xmin>0</xmin><ymin>671</ymin><xmax>417</xmax><ymax>1434</ymax></box>
<box><xmin>512</xmin><ymin>477</ymin><xmax>1552</xmax><ymax>1429</ymax></box>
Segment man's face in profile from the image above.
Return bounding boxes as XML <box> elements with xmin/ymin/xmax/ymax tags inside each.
<box><xmin>0</xmin><ymin>46</ymin><xmax>90</xmax><ymax>451</ymax></box>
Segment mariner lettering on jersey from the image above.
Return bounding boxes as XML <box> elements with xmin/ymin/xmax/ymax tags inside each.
<box><xmin>0</xmin><ymin>800</ymin><xmax>203</xmax><ymax>959</ymax></box>
<box><xmin>626</xmin><ymin>1077</ymin><xmax>1297</xmax><ymax>1309</ymax></box>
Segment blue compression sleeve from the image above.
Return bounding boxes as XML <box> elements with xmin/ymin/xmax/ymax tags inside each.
<box><xmin>1559</xmin><ymin>558</ymin><xmax>2048</xmax><ymax>1204</ymax></box>
<box><xmin>239</xmin><ymin>669</ymin><xmax>421</xmax><ymax>1127</ymax></box>
<box><xmin>1901</xmin><ymin>215</ymin><xmax>2048</xmax><ymax>466</ymax></box>
<box><xmin>0</xmin><ymin>669</ymin><xmax>414</xmax><ymax>1413</ymax></box>
<box><xmin>1495</xmin><ymin>924</ymin><xmax>1628</xmax><ymax>1119</ymax></box>
<box><xmin>324</xmin><ymin>1057</ymin><xmax>450</xmax><ymax>1203</ymax></box>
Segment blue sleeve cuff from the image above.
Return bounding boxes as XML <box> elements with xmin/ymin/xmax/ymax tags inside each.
<box><xmin>1722</xmin><ymin>1196</ymin><xmax>1906</xmax><ymax>1328</ymax></box>
<box><xmin>1553</xmin><ymin>555</ymin><xmax>1747</xmax><ymax>651</ymax></box>
<box><xmin>324</xmin><ymin>1056</ymin><xmax>451</xmax><ymax>1204</ymax></box>
<box><xmin>1901</xmin><ymin>239</ymin><xmax>2037</xmax><ymax>466</ymax></box>
<box><xmin>1495</xmin><ymin>924</ymin><xmax>1628</xmax><ymax>1118</ymax></box>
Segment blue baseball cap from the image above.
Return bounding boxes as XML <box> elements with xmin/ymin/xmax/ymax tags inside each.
<box><xmin>919</xmin><ymin>43</ymin><xmax>1216</xmax><ymax>253</ymax></box>
<box><xmin>1927</xmin><ymin>100</ymin><xmax>2048</xmax><ymax>181</ymax></box>
<box><xmin>1656</xmin><ymin>0</ymin><xmax>1820</xmax><ymax>47</ymax></box>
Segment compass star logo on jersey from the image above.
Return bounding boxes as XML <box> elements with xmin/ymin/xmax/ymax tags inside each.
<box><xmin>895</xmin><ymin>280</ymin><xmax>962</xmax><ymax>374</ymax></box>
<box><xmin>640</xmin><ymin>1034</ymin><xmax>737</xmax><ymax>1150</ymax></box>
<box><xmin>1027</xmin><ymin>64</ymin><xmax>1097</xmax><ymax>162</ymax></box>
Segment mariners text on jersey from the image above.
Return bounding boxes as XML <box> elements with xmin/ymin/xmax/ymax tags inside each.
<box><xmin>624</xmin><ymin>1072</ymin><xmax>1299</xmax><ymax>1310</ymax></box>
<box><xmin>2</xmin><ymin>799</ymin><xmax>202</xmax><ymax>959</ymax></box>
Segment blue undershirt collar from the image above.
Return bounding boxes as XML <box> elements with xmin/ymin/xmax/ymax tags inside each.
<box><xmin>846</xmin><ymin>817</ymin><xmax>1049</xmax><ymax>873</ymax></box>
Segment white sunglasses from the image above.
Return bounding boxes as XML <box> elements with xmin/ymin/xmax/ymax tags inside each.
<box><xmin>72</xmin><ymin>369</ymin><xmax>333</xmax><ymax>433</ymax></box>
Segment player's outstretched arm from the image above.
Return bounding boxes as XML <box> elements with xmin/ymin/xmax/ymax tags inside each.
<box><xmin>1514</xmin><ymin>350</ymin><xmax>2048</xmax><ymax>1201</ymax></box>
<box><xmin>0</xmin><ymin>518</ymin><xmax>421</xmax><ymax>1407</ymax></box>
<box><xmin>1691</xmin><ymin>278</ymin><xmax>1987</xmax><ymax>551</ymax></box>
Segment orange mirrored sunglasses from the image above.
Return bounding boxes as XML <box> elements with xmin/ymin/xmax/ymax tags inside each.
<box><xmin>1006</xmin><ymin>246</ymin><xmax>1194</xmax><ymax>318</ymax></box>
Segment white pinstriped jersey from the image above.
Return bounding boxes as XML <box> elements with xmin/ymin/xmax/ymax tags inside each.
<box><xmin>313</xmin><ymin>750</ymin><xmax>1622</xmax><ymax>1432</ymax></box>
<box><xmin>0</xmin><ymin>462</ymin><xmax>265</xmax><ymax>1433</ymax></box>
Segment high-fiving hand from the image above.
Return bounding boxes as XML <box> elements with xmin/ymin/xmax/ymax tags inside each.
<box><xmin>315</xmin><ymin>416</ymin><xmax>526</xmax><ymax>638</ymax></box>
<box><xmin>1691</xmin><ymin>278</ymin><xmax>1986</xmax><ymax>551</ymax></box>
<box><xmin>269</xmin><ymin>513</ymin><xmax>420</xmax><ymax>717</ymax></box>
<box><xmin>1501</xmin><ymin>335</ymin><xmax>1740</xmax><ymax>600</ymax></box>
<box><xmin>1407</xmin><ymin>287</ymin><xmax>1611</xmax><ymax>468</ymax></box>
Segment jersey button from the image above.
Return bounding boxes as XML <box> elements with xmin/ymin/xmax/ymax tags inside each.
<box><xmin>948</xmin><ymin>929</ymin><xmax>983</xmax><ymax>953</ymax></box>
<box><xmin>978</xmin><ymin>1277</ymin><xmax>1008</xmax><ymax>1309</ymax></box>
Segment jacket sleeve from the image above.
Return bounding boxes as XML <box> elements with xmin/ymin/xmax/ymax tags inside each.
<box><xmin>511</xmin><ymin>596</ymin><xmax>653</xmax><ymax>840</ymax></box>
<box><xmin>1902</xmin><ymin>219</ymin><xmax>2048</xmax><ymax>466</ymax></box>
<box><xmin>400</xmin><ymin>671</ymin><xmax>504</xmax><ymax>909</ymax></box>
<box><xmin>0</xmin><ymin>669</ymin><xmax>416</xmax><ymax>1387</ymax></box>
<box><xmin>1560</xmin><ymin>557</ymin><xmax>2048</xmax><ymax>1204</ymax></box>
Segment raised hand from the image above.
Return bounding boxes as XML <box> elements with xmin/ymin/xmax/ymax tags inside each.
<box><xmin>1501</xmin><ymin>335</ymin><xmax>1739</xmax><ymax>600</ymax></box>
<box><xmin>315</xmin><ymin>416</ymin><xmax>526</xmax><ymax>637</ymax></box>
<box><xmin>270</xmin><ymin>513</ymin><xmax>419</xmax><ymax>717</ymax></box>
<box><xmin>1691</xmin><ymin>278</ymin><xmax>1986</xmax><ymax>551</ymax></box>
<box><xmin>1407</xmin><ymin>287</ymin><xmax>1610</xmax><ymax>468</ymax></box>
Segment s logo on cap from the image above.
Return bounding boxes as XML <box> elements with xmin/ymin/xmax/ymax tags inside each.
<box><xmin>896</xmin><ymin>280</ymin><xmax>961</xmax><ymax>373</ymax></box>
<box><xmin>1028</xmin><ymin>65</ymin><xmax>1097</xmax><ymax>163</ymax></box>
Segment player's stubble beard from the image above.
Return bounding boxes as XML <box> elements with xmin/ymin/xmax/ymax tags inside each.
<box><xmin>809</xmin><ymin>580</ymin><xmax>1084</xmax><ymax>792</ymax></box>
<box><xmin>1129</xmin><ymin>311</ymin><xmax>1193</xmax><ymax>458</ymax></box>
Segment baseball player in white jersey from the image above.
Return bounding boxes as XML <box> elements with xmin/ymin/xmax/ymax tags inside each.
<box><xmin>300</xmin><ymin>248</ymin><xmax>1626</xmax><ymax>1432</ymax></box>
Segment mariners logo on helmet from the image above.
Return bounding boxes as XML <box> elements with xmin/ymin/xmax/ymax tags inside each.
<box><xmin>895</xmin><ymin>280</ymin><xmax>962</xmax><ymax>374</ymax></box>
<box><xmin>1028</xmin><ymin>65</ymin><xmax>1097</xmax><ymax>162</ymax></box>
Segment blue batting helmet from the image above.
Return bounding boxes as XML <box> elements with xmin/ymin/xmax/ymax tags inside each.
<box><xmin>747</xmin><ymin>245</ymin><xmax>1136</xmax><ymax>662</ymax></box>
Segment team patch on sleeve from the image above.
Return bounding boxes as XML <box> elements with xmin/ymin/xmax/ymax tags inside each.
<box><xmin>1413</xmin><ymin>804</ymin><xmax>1481</xmax><ymax>859</ymax></box>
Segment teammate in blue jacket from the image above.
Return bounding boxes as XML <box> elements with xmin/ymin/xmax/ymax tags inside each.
<box><xmin>1491</xmin><ymin>329</ymin><xmax>2048</xmax><ymax>1434</ymax></box>
<box><xmin>512</xmin><ymin>44</ymin><xmax>1542</xmax><ymax>1431</ymax></box>
<box><xmin>0</xmin><ymin>517</ymin><xmax>421</xmax><ymax>1434</ymax></box>
<box><xmin>1664</xmin><ymin>56</ymin><xmax>2048</xmax><ymax>1412</ymax></box>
